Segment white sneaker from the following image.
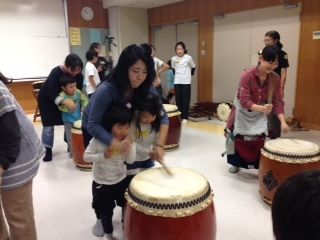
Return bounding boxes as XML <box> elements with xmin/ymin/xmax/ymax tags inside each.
<box><xmin>182</xmin><ymin>119</ymin><xmax>188</xmax><ymax>124</ymax></box>
<box><xmin>105</xmin><ymin>233</ymin><xmax>116</xmax><ymax>240</ymax></box>
<box><xmin>92</xmin><ymin>219</ymin><xmax>104</xmax><ymax>237</ymax></box>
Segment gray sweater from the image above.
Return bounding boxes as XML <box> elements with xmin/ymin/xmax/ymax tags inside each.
<box><xmin>0</xmin><ymin>81</ymin><xmax>45</xmax><ymax>191</ymax></box>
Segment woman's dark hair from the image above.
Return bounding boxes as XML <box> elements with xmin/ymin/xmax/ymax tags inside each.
<box><xmin>134</xmin><ymin>93</ymin><xmax>162</xmax><ymax>142</ymax></box>
<box><xmin>102</xmin><ymin>105</ymin><xmax>133</xmax><ymax>133</ymax></box>
<box><xmin>89</xmin><ymin>42</ymin><xmax>101</xmax><ymax>51</ymax></box>
<box><xmin>0</xmin><ymin>72</ymin><xmax>11</xmax><ymax>84</ymax></box>
<box><xmin>261</xmin><ymin>45</ymin><xmax>279</xmax><ymax>63</ymax></box>
<box><xmin>64</xmin><ymin>54</ymin><xmax>83</xmax><ymax>72</ymax></box>
<box><xmin>175</xmin><ymin>41</ymin><xmax>188</xmax><ymax>54</ymax></box>
<box><xmin>140</xmin><ymin>43</ymin><xmax>153</xmax><ymax>56</ymax></box>
<box><xmin>106</xmin><ymin>44</ymin><xmax>155</xmax><ymax>99</ymax></box>
<box><xmin>272</xmin><ymin>170</ymin><xmax>320</xmax><ymax>240</ymax></box>
<box><xmin>86</xmin><ymin>50</ymin><xmax>98</xmax><ymax>61</ymax></box>
<box><xmin>265</xmin><ymin>30</ymin><xmax>283</xmax><ymax>49</ymax></box>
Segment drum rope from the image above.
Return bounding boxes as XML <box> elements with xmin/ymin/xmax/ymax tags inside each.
<box><xmin>127</xmin><ymin>185</ymin><xmax>212</xmax><ymax>210</ymax></box>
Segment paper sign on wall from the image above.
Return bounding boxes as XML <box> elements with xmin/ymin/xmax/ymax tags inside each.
<box><xmin>70</xmin><ymin>28</ymin><xmax>81</xmax><ymax>46</ymax></box>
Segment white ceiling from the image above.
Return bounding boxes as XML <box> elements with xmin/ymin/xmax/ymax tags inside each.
<box><xmin>101</xmin><ymin>0</ymin><xmax>184</xmax><ymax>9</ymax></box>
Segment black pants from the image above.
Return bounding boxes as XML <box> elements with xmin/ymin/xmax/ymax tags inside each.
<box><xmin>268</xmin><ymin>111</ymin><xmax>281</xmax><ymax>138</ymax></box>
<box><xmin>92</xmin><ymin>179</ymin><xmax>129</xmax><ymax>234</ymax></box>
<box><xmin>174</xmin><ymin>84</ymin><xmax>191</xmax><ymax>120</ymax></box>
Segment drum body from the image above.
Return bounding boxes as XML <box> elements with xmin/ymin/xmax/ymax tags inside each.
<box><xmin>71</xmin><ymin>120</ymin><xmax>92</xmax><ymax>171</ymax></box>
<box><xmin>259</xmin><ymin>139</ymin><xmax>320</xmax><ymax>205</ymax></box>
<box><xmin>217</xmin><ymin>102</ymin><xmax>233</xmax><ymax>122</ymax></box>
<box><xmin>163</xmin><ymin>104</ymin><xmax>181</xmax><ymax>150</ymax></box>
<box><xmin>124</xmin><ymin>168</ymin><xmax>216</xmax><ymax>240</ymax></box>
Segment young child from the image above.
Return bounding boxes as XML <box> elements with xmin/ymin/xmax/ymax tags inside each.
<box><xmin>85</xmin><ymin>49</ymin><xmax>101</xmax><ymax>98</ymax></box>
<box><xmin>126</xmin><ymin>92</ymin><xmax>163</xmax><ymax>183</ymax></box>
<box><xmin>58</xmin><ymin>75</ymin><xmax>88</xmax><ymax>159</ymax></box>
<box><xmin>166</xmin><ymin>59</ymin><xmax>175</xmax><ymax>103</ymax></box>
<box><xmin>84</xmin><ymin>105</ymin><xmax>135</xmax><ymax>240</ymax></box>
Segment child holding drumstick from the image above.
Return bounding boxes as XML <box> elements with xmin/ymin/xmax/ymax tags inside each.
<box><xmin>84</xmin><ymin>105</ymin><xmax>135</xmax><ymax>240</ymax></box>
<box><xmin>126</xmin><ymin>92</ymin><xmax>164</xmax><ymax>183</ymax></box>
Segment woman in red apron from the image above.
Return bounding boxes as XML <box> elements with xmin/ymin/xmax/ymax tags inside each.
<box><xmin>224</xmin><ymin>45</ymin><xmax>290</xmax><ymax>173</ymax></box>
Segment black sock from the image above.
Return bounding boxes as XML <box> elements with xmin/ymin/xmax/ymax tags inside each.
<box><xmin>43</xmin><ymin>147</ymin><xmax>52</xmax><ymax>162</ymax></box>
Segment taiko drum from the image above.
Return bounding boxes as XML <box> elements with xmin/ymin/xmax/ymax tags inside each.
<box><xmin>124</xmin><ymin>168</ymin><xmax>216</xmax><ymax>240</ymax></box>
<box><xmin>71</xmin><ymin>120</ymin><xmax>92</xmax><ymax>171</ymax></box>
<box><xmin>163</xmin><ymin>104</ymin><xmax>182</xmax><ymax>150</ymax></box>
<box><xmin>259</xmin><ymin>138</ymin><xmax>320</xmax><ymax>205</ymax></box>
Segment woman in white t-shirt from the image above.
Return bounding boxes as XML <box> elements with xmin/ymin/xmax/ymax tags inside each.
<box><xmin>85</xmin><ymin>50</ymin><xmax>101</xmax><ymax>98</ymax></box>
<box><xmin>171</xmin><ymin>42</ymin><xmax>196</xmax><ymax>123</ymax></box>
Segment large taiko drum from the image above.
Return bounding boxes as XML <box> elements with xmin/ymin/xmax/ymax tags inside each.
<box><xmin>259</xmin><ymin>139</ymin><xmax>320</xmax><ymax>205</ymax></box>
<box><xmin>217</xmin><ymin>102</ymin><xmax>233</xmax><ymax>122</ymax></box>
<box><xmin>124</xmin><ymin>168</ymin><xmax>216</xmax><ymax>240</ymax></box>
<box><xmin>71</xmin><ymin>120</ymin><xmax>92</xmax><ymax>171</ymax></box>
<box><xmin>163</xmin><ymin>104</ymin><xmax>182</xmax><ymax>150</ymax></box>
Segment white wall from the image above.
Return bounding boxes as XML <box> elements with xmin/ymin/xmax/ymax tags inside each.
<box><xmin>108</xmin><ymin>6</ymin><xmax>148</xmax><ymax>66</ymax></box>
<box><xmin>0</xmin><ymin>0</ymin><xmax>69</xmax><ymax>79</ymax></box>
<box><xmin>213</xmin><ymin>5</ymin><xmax>301</xmax><ymax>117</ymax></box>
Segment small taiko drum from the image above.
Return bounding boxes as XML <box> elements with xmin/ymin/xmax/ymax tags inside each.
<box><xmin>259</xmin><ymin>139</ymin><xmax>320</xmax><ymax>205</ymax></box>
<box><xmin>217</xmin><ymin>102</ymin><xmax>233</xmax><ymax>122</ymax></box>
<box><xmin>124</xmin><ymin>168</ymin><xmax>216</xmax><ymax>240</ymax></box>
<box><xmin>71</xmin><ymin>120</ymin><xmax>92</xmax><ymax>171</ymax></box>
<box><xmin>32</xmin><ymin>80</ymin><xmax>45</xmax><ymax>92</ymax></box>
<box><xmin>163</xmin><ymin>104</ymin><xmax>182</xmax><ymax>150</ymax></box>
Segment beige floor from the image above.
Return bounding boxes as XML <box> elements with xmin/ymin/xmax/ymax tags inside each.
<box><xmin>29</xmin><ymin>116</ymin><xmax>320</xmax><ymax>240</ymax></box>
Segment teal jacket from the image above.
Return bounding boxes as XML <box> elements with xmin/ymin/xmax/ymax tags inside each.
<box><xmin>58</xmin><ymin>89</ymin><xmax>88</xmax><ymax>124</ymax></box>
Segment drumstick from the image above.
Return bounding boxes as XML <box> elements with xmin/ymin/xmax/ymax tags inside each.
<box><xmin>267</xmin><ymin>78</ymin><xmax>277</xmax><ymax>104</ymax></box>
<box><xmin>159</xmin><ymin>160</ymin><xmax>173</xmax><ymax>176</ymax></box>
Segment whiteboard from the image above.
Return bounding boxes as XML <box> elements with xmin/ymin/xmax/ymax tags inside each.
<box><xmin>0</xmin><ymin>0</ymin><xmax>69</xmax><ymax>80</ymax></box>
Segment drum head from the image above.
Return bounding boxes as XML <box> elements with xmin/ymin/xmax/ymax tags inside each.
<box><xmin>261</xmin><ymin>139</ymin><xmax>320</xmax><ymax>163</ymax></box>
<box><xmin>125</xmin><ymin>168</ymin><xmax>213</xmax><ymax>218</ymax></box>
<box><xmin>163</xmin><ymin>104</ymin><xmax>180</xmax><ymax>117</ymax></box>
<box><xmin>71</xmin><ymin>120</ymin><xmax>82</xmax><ymax>134</ymax></box>
<box><xmin>217</xmin><ymin>103</ymin><xmax>232</xmax><ymax>122</ymax></box>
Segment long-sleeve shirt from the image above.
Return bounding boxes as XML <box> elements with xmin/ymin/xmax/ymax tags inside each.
<box><xmin>227</xmin><ymin>66</ymin><xmax>284</xmax><ymax>130</ymax></box>
<box><xmin>84</xmin><ymin>138</ymin><xmax>136</xmax><ymax>185</ymax></box>
<box><xmin>58</xmin><ymin>89</ymin><xmax>88</xmax><ymax>124</ymax></box>
<box><xmin>131</xmin><ymin>123</ymin><xmax>158</xmax><ymax>162</ymax></box>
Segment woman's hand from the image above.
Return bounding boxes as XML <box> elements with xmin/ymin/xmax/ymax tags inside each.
<box><xmin>110</xmin><ymin>138</ymin><xmax>132</xmax><ymax>154</ymax></box>
<box><xmin>262</xmin><ymin>104</ymin><xmax>273</xmax><ymax>114</ymax></box>
<box><xmin>281</xmin><ymin>121</ymin><xmax>290</xmax><ymax>134</ymax></box>
<box><xmin>104</xmin><ymin>149</ymin><xmax>112</xmax><ymax>159</ymax></box>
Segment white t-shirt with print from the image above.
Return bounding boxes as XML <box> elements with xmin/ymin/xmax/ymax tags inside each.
<box><xmin>171</xmin><ymin>54</ymin><xmax>195</xmax><ymax>84</ymax></box>
<box><xmin>85</xmin><ymin>61</ymin><xmax>100</xmax><ymax>95</ymax></box>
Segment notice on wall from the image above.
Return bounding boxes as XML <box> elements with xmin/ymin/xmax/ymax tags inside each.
<box><xmin>70</xmin><ymin>28</ymin><xmax>81</xmax><ymax>46</ymax></box>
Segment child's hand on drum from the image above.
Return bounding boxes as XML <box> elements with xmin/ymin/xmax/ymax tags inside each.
<box><xmin>154</xmin><ymin>145</ymin><xmax>165</xmax><ymax>163</ymax></box>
